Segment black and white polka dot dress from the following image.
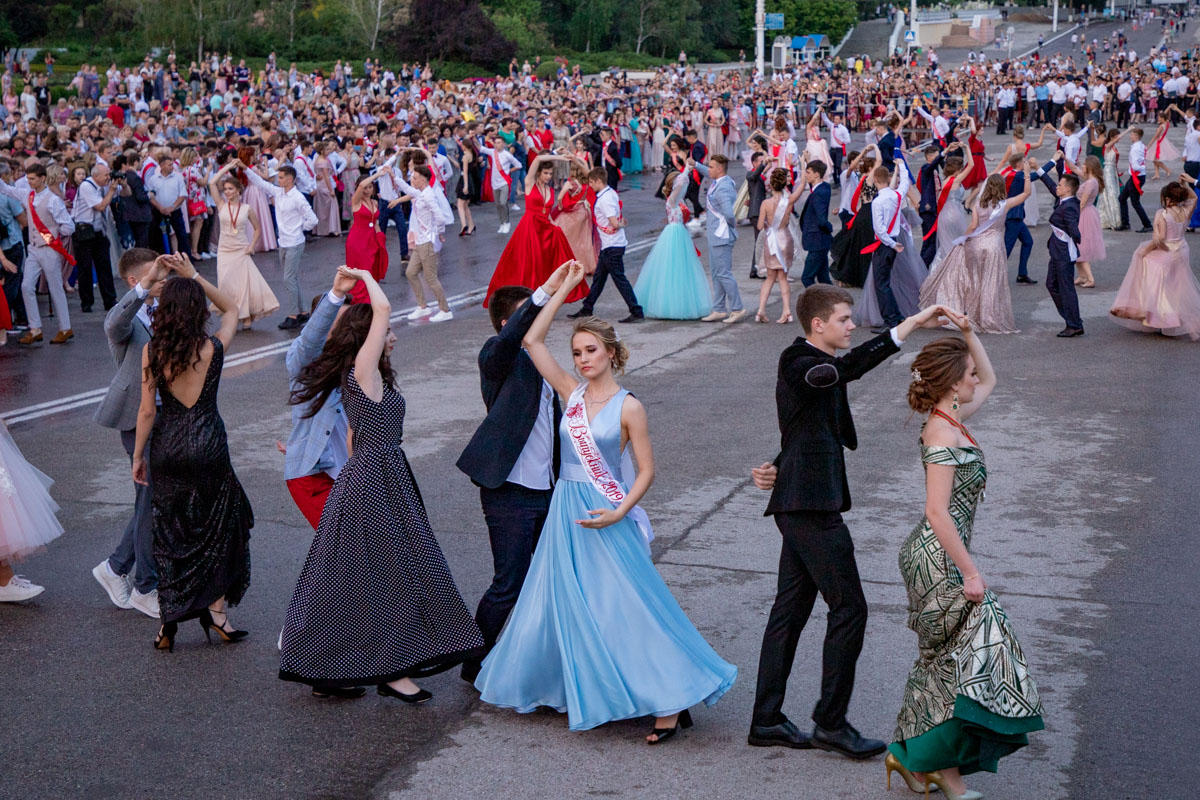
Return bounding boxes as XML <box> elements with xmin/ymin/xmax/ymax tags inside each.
<box><xmin>278</xmin><ymin>369</ymin><xmax>485</xmax><ymax>689</ymax></box>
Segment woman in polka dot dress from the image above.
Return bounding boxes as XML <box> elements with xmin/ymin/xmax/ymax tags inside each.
<box><xmin>475</xmin><ymin>261</ymin><xmax>737</xmax><ymax>744</ymax></box>
<box><xmin>279</xmin><ymin>267</ymin><xmax>485</xmax><ymax>701</ymax></box>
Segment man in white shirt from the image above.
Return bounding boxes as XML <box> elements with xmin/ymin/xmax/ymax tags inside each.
<box><xmin>1</xmin><ymin>163</ymin><xmax>74</xmax><ymax>343</ymax></box>
<box><xmin>868</xmin><ymin>163</ymin><xmax>911</xmax><ymax>330</ymax></box>
<box><xmin>292</xmin><ymin>141</ymin><xmax>318</xmax><ymax>198</ymax></box>
<box><xmin>821</xmin><ymin>108</ymin><xmax>852</xmax><ymax>186</ymax></box>
<box><xmin>568</xmin><ymin>167</ymin><xmax>643</xmax><ymax>323</ymax></box>
<box><xmin>1117</xmin><ymin>128</ymin><xmax>1153</xmax><ymax>231</ymax></box>
<box><xmin>1117</xmin><ymin>79</ymin><xmax>1134</xmax><ymax>127</ymax></box>
<box><xmin>147</xmin><ymin>158</ymin><xmax>191</xmax><ymax>259</ymax></box>
<box><xmin>1050</xmin><ymin>79</ymin><xmax>1067</xmax><ymax>125</ymax></box>
<box><xmin>995</xmin><ymin>85</ymin><xmax>1017</xmax><ymax>135</ymax></box>
<box><xmin>245</xmin><ymin>162</ymin><xmax>319</xmax><ymax>328</ymax></box>
<box><xmin>374</xmin><ymin>148</ymin><xmax>411</xmax><ymax>262</ymax></box>
<box><xmin>72</xmin><ymin>164</ymin><xmax>123</xmax><ymax>312</ymax></box>
<box><xmin>391</xmin><ymin>164</ymin><xmax>455</xmax><ymax>322</ymax></box>
<box><xmin>478</xmin><ymin>139</ymin><xmax>522</xmax><ymax>234</ymax></box>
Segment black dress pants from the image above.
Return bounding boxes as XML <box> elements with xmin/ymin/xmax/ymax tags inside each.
<box><xmin>752</xmin><ymin>510</ymin><xmax>868</xmax><ymax>730</ymax></box>
<box><xmin>1119</xmin><ymin>176</ymin><xmax>1151</xmax><ymax>229</ymax></box>
<box><xmin>685</xmin><ymin>179</ymin><xmax>704</xmax><ymax>218</ymax></box>
<box><xmin>74</xmin><ymin>231</ymin><xmax>117</xmax><ymax>311</ymax></box>
<box><xmin>871</xmin><ymin>245</ymin><xmax>903</xmax><ymax>327</ymax></box>
<box><xmin>580</xmin><ymin>247</ymin><xmax>642</xmax><ymax>317</ymax></box>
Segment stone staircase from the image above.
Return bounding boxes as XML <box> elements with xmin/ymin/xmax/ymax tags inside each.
<box><xmin>835</xmin><ymin>18</ymin><xmax>895</xmax><ymax>60</ymax></box>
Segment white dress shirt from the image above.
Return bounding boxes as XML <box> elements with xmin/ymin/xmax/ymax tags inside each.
<box><xmin>72</xmin><ymin>178</ymin><xmax>106</xmax><ymax>225</ymax></box>
<box><xmin>870</xmin><ymin>167</ymin><xmax>911</xmax><ymax>251</ymax></box>
<box><xmin>821</xmin><ymin>113</ymin><xmax>851</xmax><ymax>152</ymax></box>
<box><xmin>148</xmin><ymin>170</ymin><xmax>186</xmax><ymax>210</ymax></box>
<box><xmin>593</xmin><ymin>186</ymin><xmax>627</xmax><ymax>249</ymax></box>
<box><xmin>479</xmin><ymin>145</ymin><xmax>521</xmax><ymax>190</ymax></box>
<box><xmin>506</xmin><ymin>290</ymin><xmax>555</xmax><ymax>490</ymax></box>
<box><xmin>1129</xmin><ymin>140</ymin><xmax>1147</xmax><ymax>174</ymax></box>
<box><xmin>1184</xmin><ymin>124</ymin><xmax>1200</xmax><ymax>163</ymax></box>
<box><xmin>245</xmin><ymin>169</ymin><xmax>318</xmax><ymax>247</ymax></box>
<box><xmin>393</xmin><ymin>175</ymin><xmax>454</xmax><ymax>250</ymax></box>
<box><xmin>292</xmin><ymin>147</ymin><xmax>317</xmax><ymax>194</ymax></box>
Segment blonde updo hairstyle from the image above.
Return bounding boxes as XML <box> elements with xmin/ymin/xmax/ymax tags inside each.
<box><xmin>572</xmin><ymin>317</ymin><xmax>629</xmax><ymax>376</ymax></box>
<box><xmin>907</xmin><ymin>337</ymin><xmax>969</xmax><ymax>415</ymax></box>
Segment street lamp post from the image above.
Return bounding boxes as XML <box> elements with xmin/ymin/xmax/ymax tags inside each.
<box><xmin>756</xmin><ymin>0</ymin><xmax>765</xmax><ymax>77</ymax></box>
<box><xmin>1053</xmin><ymin>0</ymin><xmax>1059</xmax><ymax>33</ymax></box>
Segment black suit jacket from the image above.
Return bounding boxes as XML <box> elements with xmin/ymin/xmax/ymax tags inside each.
<box><xmin>747</xmin><ymin>162</ymin><xmax>768</xmax><ymax>218</ymax></box>
<box><xmin>917</xmin><ymin>154</ymin><xmax>944</xmax><ymax>214</ymax></box>
<box><xmin>1037</xmin><ymin>169</ymin><xmax>1081</xmax><ymax>261</ymax></box>
<box><xmin>456</xmin><ymin>296</ymin><xmax>561</xmax><ymax>489</ymax></box>
<box><xmin>766</xmin><ymin>333</ymin><xmax>900</xmax><ymax>515</ymax></box>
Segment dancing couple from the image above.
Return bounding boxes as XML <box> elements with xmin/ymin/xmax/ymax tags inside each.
<box><xmin>749</xmin><ymin>287</ymin><xmax>1043</xmax><ymax>800</ymax></box>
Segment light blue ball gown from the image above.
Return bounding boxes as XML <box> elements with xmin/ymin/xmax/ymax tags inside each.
<box><xmin>475</xmin><ymin>389</ymin><xmax>737</xmax><ymax>731</ymax></box>
<box><xmin>633</xmin><ymin>175</ymin><xmax>713</xmax><ymax>320</ymax></box>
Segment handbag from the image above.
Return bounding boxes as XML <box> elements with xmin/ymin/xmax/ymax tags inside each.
<box><xmin>187</xmin><ymin>199</ymin><xmax>207</xmax><ymax>217</ymax></box>
<box><xmin>73</xmin><ymin>222</ymin><xmax>97</xmax><ymax>243</ymax></box>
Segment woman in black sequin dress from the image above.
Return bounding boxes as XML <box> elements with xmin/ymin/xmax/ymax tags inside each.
<box><xmin>279</xmin><ymin>267</ymin><xmax>484</xmax><ymax>701</ymax></box>
<box><xmin>132</xmin><ymin>257</ymin><xmax>252</xmax><ymax>651</ymax></box>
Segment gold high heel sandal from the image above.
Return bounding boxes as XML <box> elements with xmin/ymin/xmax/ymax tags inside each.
<box><xmin>923</xmin><ymin>771</ymin><xmax>982</xmax><ymax>800</ymax></box>
<box><xmin>885</xmin><ymin>752</ymin><xmax>938</xmax><ymax>794</ymax></box>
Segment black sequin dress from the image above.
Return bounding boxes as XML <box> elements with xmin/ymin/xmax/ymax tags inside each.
<box><xmin>278</xmin><ymin>369</ymin><xmax>485</xmax><ymax>689</ymax></box>
<box><xmin>830</xmin><ymin>182</ymin><xmax>878</xmax><ymax>287</ymax></box>
<box><xmin>150</xmin><ymin>336</ymin><xmax>253</xmax><ymax>624</ymax></box>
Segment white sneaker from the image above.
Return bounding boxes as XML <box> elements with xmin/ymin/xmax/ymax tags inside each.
<box><xmin>0</xmin><ymin>575</ymin><xmax>44</xmax><ymax>602</ymax></box>
<box><xmin>429</xmin><ymin>309</ymin><xmax>454</xmax><ymax>322</ymax></box>
<box><xmin>406</xmin><ymin>305</ymin><xmax>432</xmax><ymax>321</ymax></box>
<box><xmin>510</xmin><ymin>203</ymin><xmax>521</xmax><ymax>210</ymax></box>
<box><xmin>128</xmin><ymin>588</ymin><xmax>160</xmax><ymax>618</ymax></box>
<box><xmin>92</xmin><ymin>560</ymin><xmax>132</xmax><ymax>609</ymax></box>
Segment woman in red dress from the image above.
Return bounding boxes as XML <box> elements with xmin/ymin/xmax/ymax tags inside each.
<box><xmin>960</xmin><ymin>117</ymin><xmax>989</xmax><ymax>189</ymax></box>
<box><xmin>484</xmin><ymin>153</ymin><xmax>586</xmax><ymax>307</ymax></box>
<box><xmin>344</xmin><ymin>171</ymin><xmax>389</xmax><ymax>304</ymax></box>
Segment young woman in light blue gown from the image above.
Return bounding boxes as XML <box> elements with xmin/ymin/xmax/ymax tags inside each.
<box><xmin>475</xmin><ymin>261</ymin><xmax>737</xmax><ymax>743</ymax></box>
<box><xmin>633</xmin><ymin>171</ymin><xmax>713</xmax><ymax>319</ymax></box>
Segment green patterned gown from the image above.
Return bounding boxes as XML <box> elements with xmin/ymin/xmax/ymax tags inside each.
<box><xmin>889</xmin><ymin>442</ymin><xmax>1044</xmax><ymax>775</ymax></box>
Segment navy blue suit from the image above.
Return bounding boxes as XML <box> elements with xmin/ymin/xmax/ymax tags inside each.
<box><xmin>1003</xmin><ymin>170</ymin><xmax>1034</xmax><ymax>279</ymax></box>
<box><xmin>799</xmin><ymin>182</ymin><xmax>833</xmax><ymax>286</ymax></box>
<box><xmin>456</xmin><ymin>296</ymin><xmax>561</xmax><ymax>672</ymax></box>
<box><xmin>1036</xmin><ymin>169</ymin><xmax>1083</xmax><ymax>330</ymax></box>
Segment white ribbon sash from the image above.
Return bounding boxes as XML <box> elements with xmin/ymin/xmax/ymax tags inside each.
<box><xmin>563</xmin><ymin>384</ymin><xmax>654</xmax><ymax>545</ymax></box>
<box><xmin>950</xmin><ymin>202</ymin><xmax>1007</xmax><ymax>247</ymax></box>
<box><xmin>707</xmin><ymin>179</ymin><xmax>732</xmax><ymax>240</ymax></box>
<box><xmin>1050</xmin><ymin>223</ymin><xmax>1079</xmax><ymax>261</ymax></box>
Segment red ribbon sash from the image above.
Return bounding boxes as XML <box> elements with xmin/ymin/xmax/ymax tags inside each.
<box><xmin>922</xmin><ymin>178</ymin><xmax>956</xmax><ymax>242</ymax></box>
<box><xmin>28</xmin><ymin>190</ymin><xmax>76</xmax><ymax>266</ymax></box>
<box><xmin>861</xmin><ymin>193</ymin><xmax>901</xmax><ymax>254</ymax></box>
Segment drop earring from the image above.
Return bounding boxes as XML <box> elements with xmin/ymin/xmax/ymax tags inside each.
<box><xmin>952</xmin><ymin>392</ymin><xmax>960</xmax><ymax>412</ymax></box>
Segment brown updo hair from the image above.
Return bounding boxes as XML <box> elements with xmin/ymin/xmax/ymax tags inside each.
<box><xmin>769</xmin><ymin>167</ymin><xmax>789</xmax><ymax>192</ymax></box>
<box><xmin>907</xmin><ymin>337</ymin><xmax>970</xmax><ymax>414</ymax></box>
<box><xmin>1161</xmin><ymin>182</ymin><xmax>1189</xmax><ymax>208</ymax></box>
<box><xmin>572</xmin><ymin>317</ymin><xmax>629</xmax><ymax>375</ymax></box>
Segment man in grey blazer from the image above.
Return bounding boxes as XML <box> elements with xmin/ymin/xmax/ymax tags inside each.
<box><xmin>691</xmin><ymin>155</ymin><xmax>746</xmax><ymax>323</ymax></box>
<box><xmin>91</xmin><ymin>248</ymin><xmax>181</xmax><ymax>619</ymax></box>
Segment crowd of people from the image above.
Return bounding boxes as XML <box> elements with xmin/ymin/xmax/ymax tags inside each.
<box><xmin>2</xmin><ymin>7</ymin><xmax>1199</xmax><ymax>797</ymax></box>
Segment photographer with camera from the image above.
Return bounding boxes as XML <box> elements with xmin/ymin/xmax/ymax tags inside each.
<box><xmin>72</xmin><ymin>164</ymin><xmax>127</xmax><ymax>313</ymax></box>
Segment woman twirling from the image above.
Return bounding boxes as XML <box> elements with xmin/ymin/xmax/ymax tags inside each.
<box><xmin>1098</xmin><ymin>128</ymin><xmax>1125</xmax><ymax>230</ymax></box>
<box><xmin>281</xmin><ymin>268</ymin><xmax>485</xmax><ymax>700</ymax></box>
<box><xmin>344</xmin><ymin>168</ymin><xmax>390</xmax><ymax>302</ymax></box>
<box><xmin>208</xmin><ymin>162</ymin><xmax>279</xmax><ymax>329</ymax></box>
<box><xmin>1065</xmin><ymin>154</ymin><xmax>1106</xmax><ymax>289</ymax></box>
<box><xmin>919</xmin><ymin>170</ymin><xmax>1027</xmax><ymax>334</ymax></box>
<box><xmin>1110</xmin><ymin>177</ymin><xmax>1200</xmax><ymax>340</ymax></box>
<box><xmin>753</xmin><ymin>168</ymin><xmax>803</xmax><ymax>323</ymax></box>
<box><xmin>552</xmin><ymin>161</ymin><xmax>598</xmax><ymax>275</ymax></box>
<box><xmin>888</xmin><ymin>322</ymin><xmax>1044</xmax><ymax>800</ymax></box>
<box><xmin>314</xmin><ymin>143</ymin><xmax>342</xmax><ymax>237</ymax></box>
<box><xmin>1148</xmin><ymin>114</ymin><xmax>1179</xmax><ymax>180</ymax></box>
<box><xmin>476</xmin><ymin>261</ymin><xmax>736</xmax><ymax>741</ymax></box>
<box><xmin>928</xmin><ymin>143</ymin><xmax>977</xmax><ymax>272</ymax></box>
<box><xmin>633</xmin><ymin>170</ymin><xmax>712</xmax><ymax>320</ymax></box>
<box><xmin>830</xmin><ymin>146</ymin><xmax>879</xmax><ymax>287</ymax></box>
<box><xmin>803</xmin><ymin>111</ymin><xmax>835</xmax><ymax>181</ymax></box>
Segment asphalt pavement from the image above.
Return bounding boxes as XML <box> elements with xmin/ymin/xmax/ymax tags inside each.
<box><xmin>2</xmin><ymin>24</ymin><xmax>1198</xmax><ymax>799</ymax></box>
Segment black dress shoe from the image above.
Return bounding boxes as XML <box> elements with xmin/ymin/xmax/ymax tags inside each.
<box><xmin>566</xmin><ymin>309</ymin><xmax>592</xmax><ymax>319</ymax></box>
<box><xmin>870</xmin><ymin>325</ymin><xmax>890</xmax><ymax>334</ymax></box>
<box><xmin>1138</xmin><ymin>226</ymin><xmax>1153</xmax><ymax>233</ymax></box>
<box><xmin>311</xmin><ymin>686</ymin><xmax>367</xmax><ymax>699</ymax></box>
<box><xmin>619</xmin><ymin>314</ymin><xmax>644</xmax><ymax>323</ymax></box>
<box><xmin>278</xmin><ymin>316</ymin><xmax>301</xmax><ymax>330</ymax></box>
<box><xmin>81</xmin><ymin>306</ymin><xmax>93</xmax><ymax>313</ymax></box>
<box><xmin>1113</xmin><ymin>225</ymin><xmax>1130</xmax><ymax>231</ymax></box>
<box><xmin>1056</xmin><ymin>326</ymin><xmax>1085</xmax><ymax>337</ymax></box>
<box><xmin>811</xmin><ymin>722</ymin><xmax>886</xmax><ymax>760</ymax></box>
<box><xmin>378</xmin><ymin>683</ymin><xmax>433</xmax><ymax>703</ymax></box>
<box><xmin>460</xmin><ymin>661</ymin><xmax>482</xmax><ymax>684</ymax></box>
<box><xmin>1015</xmin><ymin>275</ymin><xmax>1038</xmax><ymax>284</ymax></box>
<box><xmin>747</xmin><ymin>719</ymin><xmax>813</xmax><ymax>749</ymax></box>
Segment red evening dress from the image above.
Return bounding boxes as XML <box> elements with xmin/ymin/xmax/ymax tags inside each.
<box><xmin>345</xmin><ymin>202</ymin><xmax>388</xmax><ymax>304</ymax></box>
<box><xmin>961</xmin><ymin>133</ymin><xmax>988</xmax><ymax>189</ymax></box>
<box><xmin>484</xmin><ymin>185</ymin><xmax>586</xmax><ymax>307</ymax></box>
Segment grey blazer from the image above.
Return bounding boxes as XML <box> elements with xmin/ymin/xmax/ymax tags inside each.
<box><xmin>94</xmin><ymin>287</ymin><xmax>152</xmax><ymax>431</ymax></box>
<box><xmin>695</xmin><ymin>164</ymin><xmax>738</xmax><ymax>247</ymax></box>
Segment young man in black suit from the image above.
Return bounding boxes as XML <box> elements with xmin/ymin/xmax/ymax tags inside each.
<box><xmin>1031</xmin><ymin>157</ymin><xmax>1084</xmax><ymax>337</ymax></box>
<box><xmin>456</xmin><ymin>265</ymin><xmax>568</xmax><ymax>681</ymax></box>
<box><xmin>747</xmin><ymin>285</ymin><xmax>949</xmax><ymax>758</ymax></box>
<box><xmin>797</xmin><ymin>161</ymin><xmax>833</xmax><ymax>286</ymax></box>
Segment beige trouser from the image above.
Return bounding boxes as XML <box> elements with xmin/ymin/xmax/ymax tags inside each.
<box><xmin>406</xmin><ymin>242</ymin><xmax>448</xmax><ymax>312</ymax></box>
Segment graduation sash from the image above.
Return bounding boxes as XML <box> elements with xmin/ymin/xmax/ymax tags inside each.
<box><xmin>29</xmin><ymin>190</ymin><xmax>76</xmax><ymax>266</ymax></box>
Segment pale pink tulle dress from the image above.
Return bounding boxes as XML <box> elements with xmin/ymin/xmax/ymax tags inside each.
<box><xmin>1110</xmin><ymin>212</ymin><xmax>1200</xmax><ymax>340</ymax></box>
<box><xmin>1076</xmin><ymin>178</ymin><xmax>1106</xmax><ymax>263</ymax></box>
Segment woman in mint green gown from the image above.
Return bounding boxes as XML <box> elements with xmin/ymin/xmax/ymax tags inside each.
<box><xmin>475</xmin><ymin>262</ymin><xmax>736</xmax><ymax>742</ymax></box>
<box><xmin>887</xmin><ymin>318</ymin><xmax>1044</xmax><ymax>799</ymax></box>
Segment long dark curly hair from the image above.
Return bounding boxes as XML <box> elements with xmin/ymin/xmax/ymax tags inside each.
<box><xmin>145</xmin><ymin>277</ymin><xmax>210</xmax><ymax>384</ymax></box>
<box><xmin>290</xmin><ymin>303</ymin><xmax>395</xmax><ymax>417</ymax></box>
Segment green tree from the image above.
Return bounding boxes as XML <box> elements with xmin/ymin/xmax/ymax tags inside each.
<box><xmin>772</xmin><ymin>0</ymin><xmax>857</xmax><ymax>41</ymax></box>
<box><xmin>565</xmin><ymin>0</ymin><xmax>614</xmax><ymax>53</ymax></box>
<box><xmin>482</xmin><ymin>0</ymin><xmax>551</xmax><ymax>56</ymax></box>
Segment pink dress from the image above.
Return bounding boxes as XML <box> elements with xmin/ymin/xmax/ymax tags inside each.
<box><xmin>1075</xmin><ymin>178</ymin><xmax>1106</xmax><ymax>262</ymax></box>
<box><xmin>243</xmin><ymin>181</ymin><xmax>277</xmax><ymax>252</ymax></box>
<box><xmin>803</xmin><ymin>127</ymin><xmax>834</xmax><ymax>181</ymax></box>
<box><xmin>1110</xmin><ymin>211</ymin><xmax>1200</xmax><ymax>340</ymax></box>
<box><xmin>1149</xmin><ymin>128</ymin><xmax>1180</xmax><ymax>163</ymax></box>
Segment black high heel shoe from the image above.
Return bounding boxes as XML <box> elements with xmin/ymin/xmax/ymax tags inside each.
<box><xmin>200</xmin><ymin>609</ymin><xmax>249</xmax><ymax>643</ymax></box>
<box><xmin>647</xmin><ymin>709</ymin><xmax>693</xmax><ymax>745</ymax></box>
<box><xmin>377</xmin><ymin>683</ymin><xmax>433</xmax><ymax>704</ymax></box>
<box><xmin>458</xmin><ymin>227</ymin><xmax>468</xmax><ymax>237</ymax></box>
<box><xmin>154</xmin><ymin>622</ymin><xmax>178</xmax><ymax>652</ymax></box>
<box><xmin>465</xmin><ymin>226</ymin><xmax>475</xmax><ymax>236</ymax></box>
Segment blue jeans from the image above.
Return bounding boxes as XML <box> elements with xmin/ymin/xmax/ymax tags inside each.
<box><xmin>473</xmin><ymin>483</ymin><xmax>551</xmax><ymax>651</ymax></box>
<box><xmin>379</xmin><ymin>201</ymin><xmax>409</xmax><ymax>259</ymax></box>
<box><xmin>1004</xmin><ymin>219</ymin><xmax>1033</xmax><ymax>278</ymax></box>
<box><xmin>801</xmin><ymin>249</ymin><xmax>831</xmax><ymax>287</ymax></box>
<box><xmin>709</xmin><ymin>242</ymin><xmax>743</xmax><ymax>312</ymax></box>
<box><xmin>110</xmin><ymin>429</ymin><xmax>157</xmax><ymax>593</ymax></box>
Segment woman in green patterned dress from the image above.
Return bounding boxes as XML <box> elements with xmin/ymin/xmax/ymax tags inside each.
<box><xmin>886</xmin><ymin>317</ymin><xmax>1044</xmax><ymax>800</ymax></box>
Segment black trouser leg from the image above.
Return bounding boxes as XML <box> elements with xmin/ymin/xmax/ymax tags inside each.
<box><xmin>128</xmin><ymin>221</ymin><xmax>150</xmax><ymax>249</ymax></box>
<box><xmin>685</xmin><ymin>180</ymin><xmax>703</xmax><ymax>217</ymax></box>
<box><xmin>2</xmin><ymin>243</ymin><xmax>26</xmax><ymax>326</ymax></box>
<box><xmin>1119</xmin><ymin>177</ymin><xmax>1151</xmax><ymax>228</ymax></box>
<box><xmin>919</xmin><ymin>211</ymin><xmax>937</xmax><ymax>267</ymax></box>
<box><xmin>751</xmin><ymin>511</ymin><xmax>868</xmax><ymax>730</ymax></box>
<box><xmin>871</xmin><ymin>246</ymin><xmax>903</xmax><ymax>327</ymax></box>
<box><xmin>167</xmin><ymin>209</ymin><xmax>192</xmax><ymax>258</ymax></box>
<box><xmin>581</xmin><ymin>247</ymin><xmax>641</xmax><ymax>316</ymax></box>
<box><xmin>748</xmin><ymin>215</ymin><xmax>760</xmax><ymax>276</ymax></box>
<box><xmin>830</xmin><ymin>149</ymin><xmax>843</xmax><ymax>187</ymax></box>
<box><xmin>1046</xmin><ymin>256</ymin><xmax>1082</xmax><ymax>329</ymax></box>
<box><xmin>74</xmin><ymin>233</ymin><xmax>115</xmax><ymax>310</ymax></box>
